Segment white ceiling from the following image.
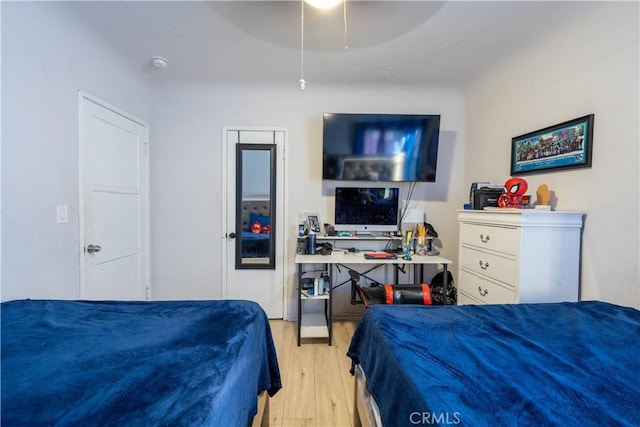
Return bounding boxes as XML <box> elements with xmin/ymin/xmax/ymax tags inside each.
<box><xmin>68</xmin><ymin>1</ymin><xmax>585</xmax><ymax>87</ymax></box>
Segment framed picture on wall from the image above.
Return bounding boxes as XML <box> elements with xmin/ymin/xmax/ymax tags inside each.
<box><xmin>510</xmin><ymin>114</ymin><xmax>594</xmax><ymax>175</ymax></box>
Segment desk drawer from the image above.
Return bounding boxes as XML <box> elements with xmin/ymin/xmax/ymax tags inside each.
<box><xmin>459</xmin><ymin>246</ymin><xmax>519</xmax><ymax>286</ymax></box>
<box><xmin>458</xmin><ymin>269</ymin><xmax>516</xmax><ymax>304</ymax></box>
<box><xmin>459</xmin><ymin>222</ymin><xmax>520</xmax><ymax>256</ymax></box>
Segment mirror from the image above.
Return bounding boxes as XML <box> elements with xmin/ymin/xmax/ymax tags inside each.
<box><xmin>235</xmin><ymin>143</ymin><xmax>276</xmax><ymax>269</ymax></box>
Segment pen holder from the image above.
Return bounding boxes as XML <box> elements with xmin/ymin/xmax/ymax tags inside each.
<box><xmin>402</xmin><ymin>240</ymin><xmax>413</xmax><ymax>256</ymax></box>
<box><xmin>415</xmin><ymin>236</ymin><xmax>429</xmax><ymax>256</ymax></box>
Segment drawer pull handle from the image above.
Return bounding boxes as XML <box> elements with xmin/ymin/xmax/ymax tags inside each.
<box><xmin>479</xmin><ymin>234</ymin><xmax>490</xmax><ymax>243</ymax></box>
<box><xmin>479</xmin><ymin>260</ymin><xmax>490</xmax><ymax>270</ymax></box>
<box><xmin>478</xmin><ymin>286</ymin><xmax>489</xmax><ymax>297</ymax></box>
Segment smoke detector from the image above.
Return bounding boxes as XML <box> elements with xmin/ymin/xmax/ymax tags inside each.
<box><xmin>151</xmin><ymin>56</ymin><xmax>169</xmax><ymax>69</ymax></box>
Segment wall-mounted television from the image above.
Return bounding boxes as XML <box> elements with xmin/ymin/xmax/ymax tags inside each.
<box><xmin>322</xmin><ymin>113</ymin><xmax>441</xmax><ymax>182</ymax></box>
<box><xmin>334</xmin><ymin>187</ymin><xmax>399</xmax><ymax>234</ymax></box>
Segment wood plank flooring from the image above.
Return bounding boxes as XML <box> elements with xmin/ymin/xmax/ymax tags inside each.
<box><xmin>268</xmin><ymin>320</ymin><xmax>358</xmax><ymax>427</ymax></box>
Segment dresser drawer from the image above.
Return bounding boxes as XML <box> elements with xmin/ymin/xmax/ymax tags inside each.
<box><xmin>458</xmin><ymin>269</ymin><xmax>516</xmax><ymax>304</ymax></box>
<box><xmin>459</xmin><ymin>246</ymin><xmax>519</xmax><ymax>286</ymax></box>
<box><xmin>459</xmin><ymin>222</ymin><xmax>520</xmax><ymax>256</ymax></box>
<box><xmin>457</xmin><ymin>290</ymin><xmax>482</xmax><ymax>306</ymax></box>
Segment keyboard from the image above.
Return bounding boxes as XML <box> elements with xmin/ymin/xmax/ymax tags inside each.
<box><xmin>364</xmin><ymin>252</ymin><xmax>397</xmax><ymax>260</ymax></box>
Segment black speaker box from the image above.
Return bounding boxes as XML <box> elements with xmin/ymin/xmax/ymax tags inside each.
<box><xmin>473</xmin><ymin>188</ymin><xmax>504</xmax><ymax>209</ymax></box>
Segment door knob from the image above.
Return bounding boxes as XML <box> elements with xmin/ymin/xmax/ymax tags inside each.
<box><xmin>228</xmin><ymin>232</ymin><xmax>237</xmax><ymax>239</ymax></box>
<box><xmin>86</xmin><ymin>244</ymin><xmax>102</xmax><ymax>254</ymax></box>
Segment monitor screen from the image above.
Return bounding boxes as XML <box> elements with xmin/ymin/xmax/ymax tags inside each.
<box><xmin>334</xmin><ymin>187</ymin><xmax>399</xmax><ymax>234</ymax></box>
<box><xmin>322</xmin><ymin>113</ymin><xmax>440</xmax><ymax>182</ymax></box>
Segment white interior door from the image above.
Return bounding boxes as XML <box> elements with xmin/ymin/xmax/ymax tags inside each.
<box><xmin>223</xmin><ymin>128</ymin><xmax>286</xmax><ymax>318</ymax></box>
<box><xmin>79</xmin><ymin>93</ymin><xmax>149</xmax><ymax>300</ymax></box>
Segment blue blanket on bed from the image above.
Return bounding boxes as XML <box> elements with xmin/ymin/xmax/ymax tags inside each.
<box><xmin>347</xmin><ymin>301</ymin><xmax>640</xmax><ymax>427</ymax></box>
<box><xmin>1</xmin><ymin>299</ymin><xmax>281</xmax><ymax>426</ymax></box>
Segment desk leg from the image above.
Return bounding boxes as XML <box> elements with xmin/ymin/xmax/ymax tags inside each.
<box><xmin>297</xmin><ymin>264</ymin><xmax>302</xmax><ymax>346</ymax></box>
<box><xmin>328</xmin><ymin>263</ymin><xmax>333</xmax><ymax>346</ymax></box>
<box><xmin>350</xmin><ymin>269</ymin><xmax>357</xmax><ymax>305</ymax></box>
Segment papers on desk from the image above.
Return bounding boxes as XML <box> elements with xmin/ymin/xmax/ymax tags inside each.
<box><xmin>364</xmin><ymin>252</ymin><xmax>397</xmax><ymax>260</ymax></box>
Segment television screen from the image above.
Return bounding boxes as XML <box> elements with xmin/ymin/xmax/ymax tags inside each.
<box><xmin>334</xmin><ymin>187</ymin><xmax>399</xmax><ymax>234</ymax></box>
<box><xmin>322</xmin><ymin>113</ymin><xmax>441</xmax><ymax>182</ymax></box>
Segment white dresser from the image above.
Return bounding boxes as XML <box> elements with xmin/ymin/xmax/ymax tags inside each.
<box><xmin>457</xmin><ymin>209</ymin><xmax>584</xmax><ymax>305</ymax></box>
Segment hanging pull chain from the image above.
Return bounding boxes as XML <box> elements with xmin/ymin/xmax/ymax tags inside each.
<box><xmin>343</xmin><ymin>0</ymin><xmax>348</xmax><ymax>50</ymax></box>
<box><xmin>299</xmin><ymin>0</ymin><xmax>306</xmax><ymax>90</ymax></box>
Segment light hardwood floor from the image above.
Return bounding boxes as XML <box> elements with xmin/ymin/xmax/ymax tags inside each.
<box><xmin>267</xmin><ymin>320</ymin><xmax>358</xmax><ymax>427</ymax></box>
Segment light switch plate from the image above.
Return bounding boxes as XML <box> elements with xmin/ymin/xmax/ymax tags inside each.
<box><xmin>56</xmin><ymin>204</ymin><xmax>69</xmax><ymax>224</ymax></box>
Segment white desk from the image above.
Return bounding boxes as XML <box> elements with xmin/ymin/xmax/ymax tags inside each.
<box><xmin>294</xmin><ymin>252</ymin><xmax>453</xmax><ymax>346</ymax></box>
<box><xmin>295</xmin><ymin>252</ymin><xmax>452</xmax><ymax>265</ymax></box>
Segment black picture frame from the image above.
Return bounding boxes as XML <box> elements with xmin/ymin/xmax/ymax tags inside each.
<box><xmin>510</xmin><ymin>114</ymin><xmax>594</xmax><ymax>175</ymax></box>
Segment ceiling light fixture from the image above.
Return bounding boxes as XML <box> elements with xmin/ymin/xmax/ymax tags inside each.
<box><xmin>304</xmin><ymin>0</ymin><xmax>343</xmax><ymax>10</ymax></box>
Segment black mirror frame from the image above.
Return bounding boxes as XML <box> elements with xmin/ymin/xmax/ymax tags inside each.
<box><xmin>235</xmin><ymin>143</ymin><xmax>277</xmax><ymax>270</ymax></box>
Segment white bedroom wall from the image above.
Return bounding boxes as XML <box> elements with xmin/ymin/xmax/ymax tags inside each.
<box><xmin>464</xmin><ymin>1</ymin><xmax>639</xmax><ymax>308</ymax></box>
<box><xmin>5</xmin><ymin>1</ymin><xmax>636</xmax><ymax>312</ymax></box>
<box><xmin>149</xmin><ymin>80</ymin><xmax>466</xmax><ymax>318</ymax></box>
<box><xmin>1</xmin><ymin>2</ymin><xmax>152</xmax><ymax>301</ymax></box>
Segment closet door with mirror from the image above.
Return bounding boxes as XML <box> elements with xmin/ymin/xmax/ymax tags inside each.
<box><xmin>223</xmin><ymin>128</ymin><xmax>286</xmax><ymax>318</ymax></box>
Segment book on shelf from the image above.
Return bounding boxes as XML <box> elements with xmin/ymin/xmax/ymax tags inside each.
<box><xmin>301</xmin><ymin>289</ymin><xmax>329</xmax><ymax>298</ymax></box>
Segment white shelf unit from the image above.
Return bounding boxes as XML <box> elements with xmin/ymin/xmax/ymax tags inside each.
<box><xmin>300</xmin><ymin>313</ymin><xmax>330</xmax><ymax>339</ymax></box>
<box><xmin>295</xmin><ymin>263</ymin><xmax>332</xmax><ymax>345</ymax></box>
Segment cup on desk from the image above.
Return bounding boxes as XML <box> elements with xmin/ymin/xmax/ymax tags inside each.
<box><xmin>415</xmin><ymin>236</ymin><xmax>428</xmax><ymax>256</ymax></box>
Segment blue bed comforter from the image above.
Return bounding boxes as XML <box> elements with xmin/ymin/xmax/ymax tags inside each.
<box><xmin>347</xmin><ymin>301</ymin><xmax>640</xmax><ymax>427</ymax></box>
<box><xmin>1</xmin><ymin>299</ymin><xmax>281</xmax><ymax>426</ymax></box>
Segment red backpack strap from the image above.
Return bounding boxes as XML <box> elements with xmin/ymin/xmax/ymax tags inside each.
<box><xmin>384</xmin><ymin>284</ymin><xmax>394</xmax><ymax>304</ymax></box>
<box><xmin>421</xmin><ymin>284</ymin><xmax>432</xmax><ymax>305</ymax></box>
